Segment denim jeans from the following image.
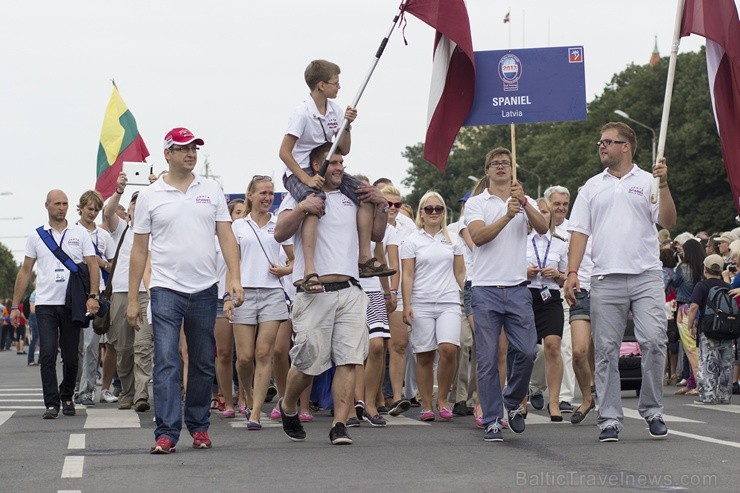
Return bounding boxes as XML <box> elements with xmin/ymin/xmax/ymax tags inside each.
<box><xmin>27</xmin><ymin>313</ymin><xmax>39</xmax><ymax>364</ymax></box>
<box><xmin>150</xmin><ymin>284</ymin><xmax>217</xmax><ymax>444</ymax></box>
<box><xmin>36</xmin><ymin>305</ymin><xmax>83</xmax><ymax>410</ymax></box>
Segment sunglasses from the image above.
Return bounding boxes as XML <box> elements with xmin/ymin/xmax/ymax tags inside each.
<box><xmin>423</xmin><ymin>205</ymin><xmax>445</xmax><ymax>215</ymax></box>
<box><xmin>387</xmin><ymin>201</ymin><xmax>402</xmax><ymax>209</ymax></box>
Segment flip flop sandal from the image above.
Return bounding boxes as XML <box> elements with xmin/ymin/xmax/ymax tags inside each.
<box><xmin>296</xmin><ymin>273</ymin><xmax>324</xmax><ymax>294</ymax></box>
<box><xmin>358</xmin><ymin>257</ymin><xmax>397</xmax><ymax>278</ymax></box>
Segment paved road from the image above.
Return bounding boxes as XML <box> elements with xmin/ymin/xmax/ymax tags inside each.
<box><xmin>0</xmin><ymin>349</ymin><xmax>738</xmax><ymax>493</ymax></box>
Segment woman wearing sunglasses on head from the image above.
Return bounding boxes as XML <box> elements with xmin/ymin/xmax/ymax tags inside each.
<box><xmin>401</xmin><ymin>192</ymin><xmax>465</xmax><ymax>421</ymax></box>
<box><xmin>230</xmin><ymin>175</ymin><xmax>292</xmax><ymax>430</ymax></box>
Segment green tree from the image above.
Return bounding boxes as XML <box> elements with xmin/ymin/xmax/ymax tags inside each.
<box><xmin>0</xmin><ymin>242</ymin><xmax>20</xmax><ymax>300</ymax></box>
<box><xmin>401</xmin><ymin>48</ymin><xmax>732</xmax><ymax>234</ymax></box>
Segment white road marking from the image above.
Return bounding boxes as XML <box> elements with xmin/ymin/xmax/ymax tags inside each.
<box><xmin>84</xmin><ymin>409</ymin><xmax>140</xmax><ymax>429</ymax></box>
<box><xmin>61</xmin><ymin>456</ymin><xmax>84</xmax><ymax>478</ymax></box>
<box><xmin>57</xmin><ymin>490</ymin><xmax>82</xmax><ymax>493</ymax></box>
<box><xmin>686</xmin><ymin>403</ymin><xmax>740</xmax><ymax>414</ymax></box>
<box><xmin>0</xmin><ymin>393</ymin><xmax>43</xmax><ymax>397</ymax></box>
<box><xmin>68</xmin><ymin>434</ymin><xmax>85</xmax><ymax>450</ymax></box>
<box><xmin>668</xmin><ymin>429</ymin><xmax>740</xmax><ymax>449</ymax></box>
<box><xmin>0</xmin><ymin>399</ymin><xmax>44</xmax><ymax>402</ymax></box>
<box><xmin>0</xmin><ymin>411</ymin><xmax>15</xmax><ymax>427</ymax></box>
<box><xmin>0</xmin><ymin>406</ymin><xmax>46</xmax><ymax>410</ymax></box>
<box><xmin>0</xmin><ymin>388</ymin><xmax>43</xmax><ymax>391</ymax></box>
<box><xmin>622</xmin><ymin>407</ymin><xmax>703</xmax><ymax>423</ymax></box>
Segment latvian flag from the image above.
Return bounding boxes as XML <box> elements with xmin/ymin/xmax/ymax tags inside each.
<box><xmin>95</xmin><ymin>82</ymin><xmax>150</xmax><ymax>200</ymax></box>
<box><xmin>403</xmin><ymin>0</ymin><xmax>476</xmax><ymax>173</ymax></box>
<box><xmin>681</xmin><ymin>0</ymin><xmax>740</xmax><ymax>212</ymax></box>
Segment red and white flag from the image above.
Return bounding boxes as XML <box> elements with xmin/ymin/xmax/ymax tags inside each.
<box><xmin>681</xmin><ymin>0</ymin><xmax>740</xmax><ymax>211</ymax></box>
<box><xmin>403</xmin><ymin>0</ymin><xmax>476</xmax><ymax>173</ymax></box>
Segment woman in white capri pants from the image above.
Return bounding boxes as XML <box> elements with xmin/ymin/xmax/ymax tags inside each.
<box><xmin>401</xmin><ymin>191</ymin><xmax>465</xmax><ymax>421</ymax></box>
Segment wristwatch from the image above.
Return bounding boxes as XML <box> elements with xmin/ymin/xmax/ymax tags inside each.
<box><xmin>88</xmin><ymin>294</ymin><xmax>98</xmax><ymax>300</ymax></box>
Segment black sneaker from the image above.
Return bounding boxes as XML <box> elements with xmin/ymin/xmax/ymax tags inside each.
<box><xmin>377</xmin><ymin>405</ymin><xmax>389</xmax><ymax>415</ymax></box>
<box><xmin>483</xmin><ymin>420</ymin><xmax>503</xmax><ymax>442</ymax></box>
<box><xmin>409</xmin><ymin>397</ymin><xmax>421</xmax><ymax>407</ymax></box>
<box><xmin>278</xmin><ymin>398</ymin><xmax>306</xmax><ymax>442</ymax></box>
<box><xmin>354</xmin><ymin>400</ymin><xmax>365</xmax><ymax>420</ymax></box>
<box><xmin>506</xmin><ymin>407</ymin><xmax>525</xmax><ymax>434</ymax></box>
<box><xmin>62</xmin><ymin>400</ymin><xmax>75</xmax><ymax>416</ymax></box>
<box><xmin>645</xmin><ymin>414</ymin><xmax>668</xmax><ymax>438</ymax></box>
<box><xmin>529</xmin><ymin>393</ymin><xmax>544</xmax><ymax>410</ymax></box>
<box><xmin>452</xmin><ymin>401</ymin><xmax>468</xmax><ymax>417</ymax></box>
<box><xmin>329</xmin><ymin>423</ymin><xmax>353</xmax><ymax>445</ymax></box>
<box><xmin>73</xmin><ymin>392</ymin><xmax>81</xmax><ymax>405</ymax></box>
<box><xmin>346</xmin><ymin>417</ymin><xmax>361</xmax><ymax>428</ymax></box>
<box><xmin>42</xmin><ymin>407</ymin><xmax>59</xmax><ymax>419</ymax></box>
<box><xmin>388</xmin><ymin>399</ymin><xmax>411</xmax><ymax>416</ymax></box>
<box><xmin>733</xmin><ymin>382</ymin><xmax>740</xmax><ymax>395</ymax></box>
<box><xmin>599</xmin><ymin>424</ymin><xmax>619</xmax><ymax>442</ymax></box>
<box><xmin>362</xmin><ymin>411</ymin><xmax>387</xmax><ymax>427</ymax></box>
<box><xmin>559</xmin><ymin>401</ymin><xmax>574</xmax><ymax>413</ymax></box>
<box><xmin>265</xmin><ymin>386</ymin><xmax>278</xmax><ymax>403</ymax></box>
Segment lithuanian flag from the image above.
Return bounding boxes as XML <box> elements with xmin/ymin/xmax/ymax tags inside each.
<box><xmin>95</xmin><ymin>82</ymin><xmax>149</xmax><ymax>200</ymax></box>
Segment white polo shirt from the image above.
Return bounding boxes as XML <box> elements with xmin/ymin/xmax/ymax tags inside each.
<box><xmin>133</xmin><ymin>175</ymin><xmax>230</xmax><ymax>294</ymax></box>
<box><xmin>110</xmin><ymin>220</ymin><xmax>145</xmax><ymax>293</ymax></box>
<box><xmin>401</xmin><ymin>228</ymin><xmax>463</xmax><ymax>304</ymax></box>
<box><xmin>279</xmin><ymin>190</ymin><xmax>359</xmax><ymax>283</ymax></box>
<box><xmin>526</xmin><ymin>231</ymin><xmax>568</xmax><ymax>290</ymax></box>
<box><xmin>568</xmin><ymin>164</ymin><xmax>661</xmax><ymax>276</ymax></box>
<box><xmin>555</xmin><ymin>217</ymin><xmax>570</xmax><ymax>242</ymax></box>
<box><xmin>24</xmin><ymin>222</ymin><xmax>96</xmax><ymax>305</ymax></box>
<box><xmin>79</xmin><ymin>223</ymin><xmax>115</xmax><ymax>291</ymax></box>
<box><xmin>284</xmin><ymin>97</ymin><xmax>344</xmax><ymax>174</ymax></box>
<box><xmin>464</xmin><ymin>189</ymin><xmax>534</xmax><ymax>287</ymax></box>
<box><xmin>233</xmin><ymin>213</ymin><xmax>283</xmax><ymax>289</ymax></box>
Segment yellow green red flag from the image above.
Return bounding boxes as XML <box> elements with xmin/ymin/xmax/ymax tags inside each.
<box><xmin>95</xmin><ymin>82</ymin><xmax>149</xmax><ymax>199</ymax></box>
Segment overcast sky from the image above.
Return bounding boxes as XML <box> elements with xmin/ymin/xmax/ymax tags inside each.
<box><xmin>1</xmin><ymin>0</ymin><xmax>714</xmax><ymax>262</ymax></box>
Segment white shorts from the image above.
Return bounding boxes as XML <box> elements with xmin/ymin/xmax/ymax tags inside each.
<box><xmin>409</xmin><ymin>302</ymin><xmax>462</xmax><ymax>353</ymax></box>
<box><xmin>232</xmin><ymin>287</ymin><xmax>289</xmax><ymax>325</ymax></box>
<box><xmin>289</xmin><ymin>285</ymin><xmax>369</xmax><ymax>376</ymax></box>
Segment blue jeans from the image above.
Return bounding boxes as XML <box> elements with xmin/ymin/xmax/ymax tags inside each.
<box><xmin>27</xmin><ymin>313</ymin><xmax>39</xmax><ymax>363</ymax></box>
<box><xmin>472</xmin><ymin>285</ymin><xmax>537</xmax><ymax>426</ymax></box>
<box><xmin>36</xmin><ymin>305</ymin><xmax>83</xmax><ymax>409</ymax></box>
<box><xmin>150</xmin><ymin>284</ymin><xmax>217</xmax><ymax>444</ymax></box>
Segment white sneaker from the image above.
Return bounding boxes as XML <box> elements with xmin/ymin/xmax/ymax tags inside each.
<box><xmin>100</xmin><ymin>389</ymin><xmax>119</xmax><ymax>403</ymax></box>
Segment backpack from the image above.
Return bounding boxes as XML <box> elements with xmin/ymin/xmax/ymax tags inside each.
<box><xmin>699</xmin><ymin>282</ymin><xmax>740</xmax><ymax>340</ymax></box>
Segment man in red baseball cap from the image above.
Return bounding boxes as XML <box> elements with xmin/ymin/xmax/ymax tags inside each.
<box><xmin>127</xmin><ymin>127</ymin><xmax>244</xmax><ymax>454</ymax></box>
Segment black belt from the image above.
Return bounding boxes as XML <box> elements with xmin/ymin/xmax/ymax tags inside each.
<box><xmin>298</xmin><ymin>278</ymin><xmax>359</xmax><ymax>293</ymax></box>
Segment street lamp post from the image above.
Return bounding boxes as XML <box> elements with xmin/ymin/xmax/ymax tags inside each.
<box><xmin>614</xmin><ymin>109</ymin><xmax>657</xmax><ymax>166</ymax></box>
<box><xmin>516</xmin><ymin>164</ymin><xmax>541</xmax><ymax>198</ymax></box>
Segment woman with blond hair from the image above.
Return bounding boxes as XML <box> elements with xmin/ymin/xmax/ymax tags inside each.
<box><xmin>231</xmin><ymin>176</ymin><xmax>291</xmax><ymax>429</ymax></box>
<box><xmin>401</xmin><ymin>191</ymin><xmax>465</xmax><ymax>421</ymax></box>
<box><xmin>524</xmin><ymin>198</ymin><xmax>568</xmax><ymax>420</ymax></box>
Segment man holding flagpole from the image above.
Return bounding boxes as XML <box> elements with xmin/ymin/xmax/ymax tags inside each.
<box><xmin>565</xmin><ymin>122</ymin><xmax>676</xmax><ymax>443</ymax></box>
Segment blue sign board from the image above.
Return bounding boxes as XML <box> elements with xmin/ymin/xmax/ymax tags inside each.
<box><xmin>464</xmin><ymin>46</ymin><xmax>587</xmax><ymax>126</ymax></box>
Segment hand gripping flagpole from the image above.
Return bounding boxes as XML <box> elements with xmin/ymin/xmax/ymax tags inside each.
<box><xmin>652</xmin><ymin>0</ymin><xmax>686</xmax><ymax>203</ymax></box>
<box><xmin>319</xmin><ymin>2</ymin><xmax>408</xmax><ymax>177</ymax></box>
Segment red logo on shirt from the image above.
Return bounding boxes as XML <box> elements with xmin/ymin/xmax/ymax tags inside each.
<box><xmin>628</xmin><ymin>186</ymin><xmax>645</xmax><ymax>196</ymax></box>
<box><xmin>195</xmin><ymin>195</ymin><xmax>212</xmax><ymax>204</ymax></box>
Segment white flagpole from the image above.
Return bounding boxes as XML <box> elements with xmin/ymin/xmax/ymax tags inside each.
<box><xmin>319</xmin><ymin>3</ymin><xmax>406</xmax><ymax>177</ymax></box>
<box><xmin>652</xmin><ymin>0</ymin><xmax>686</xmax><ymax>203</ymax></box>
